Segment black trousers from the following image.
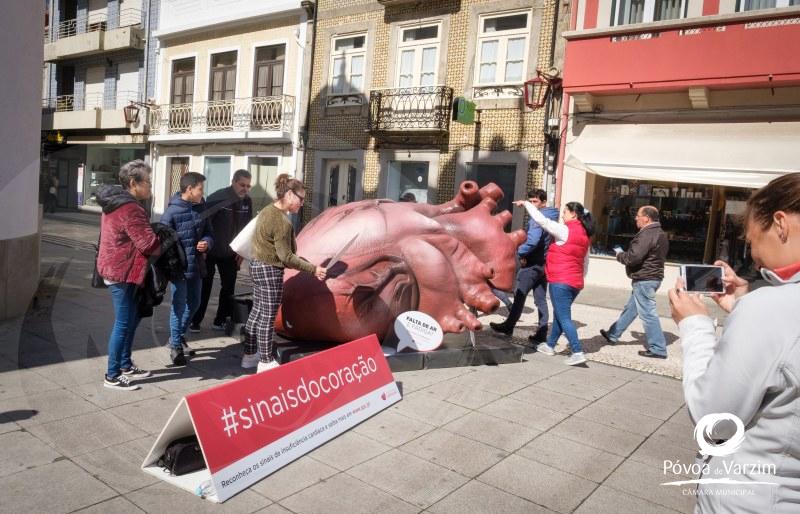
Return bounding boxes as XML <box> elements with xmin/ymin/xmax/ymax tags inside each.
<box><xmin>192</xmin><ymin>254</ymin><xmax>239</xmax><ymax>326</ymax></box>
<box><xmin>504</xmin><ymin>265</ymin><xmax>549</xmax><ymax>330</ymax></box>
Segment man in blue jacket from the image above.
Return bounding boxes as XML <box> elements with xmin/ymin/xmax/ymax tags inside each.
<box><xmin>490</xmin><ymin>189</ymin><xmax>559</xmax><ymax>342</ymax></box>
<box><xmin>161</xmin><ymin>172</ymin><xmax>214</xmax><ymax>365</ymax></box>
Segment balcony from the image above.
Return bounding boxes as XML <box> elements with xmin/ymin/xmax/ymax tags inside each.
<box><xmin>44</xmin><ymin>9</ymin><xmax>144</xmax><ymax>62</ymax></box>
<box><xmin>148</xmin><ymin>96</ymin><xmax>295</xmax><ymax>143</ymax></box>
<box><xmin>368</xmin><ymin>86</ymin><xmax>453</xmax><ymax>133</ymax></box>
<box><xmin>563</xmin><ymin>7</ymin><xmax>800</xmax><ymax>95</ymax></box>
<box><xmin>41</xmin><ymin>91</ymin><xmax>142</xmax><ymax>131</ymax></box>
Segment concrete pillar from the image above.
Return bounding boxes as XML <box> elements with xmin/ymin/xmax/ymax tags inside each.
<box><xmin>0</xmin><ymin>0</ymin><xmax>43</xmax><ymax>319</ymax></box>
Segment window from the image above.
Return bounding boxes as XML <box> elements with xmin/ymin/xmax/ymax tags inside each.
<box><xmin>170</xmin><ymin>58</ymin><xmax>194</xmax><ymax>104</ymax></box>
<box><xmin>396</xmin><ymin>23</ymin><xmax>440</xmax><ymax>87</ymax></box>
<box><xmin>203</xmin><ymin>157</ymin><xmax>231</xmax><ymax>196</ymax></box>
<box><xmin>738</xmin><ymin>0</ymin><xmax>798</xmax><ymax>11</ymax></box>
<box><xmin>612</xmin><ymin>0</ymin><xmax>686</xmax><ymax>25</ymax></box>
<box><xmin>208</xmin><ymin>51</ymin><xmax>237</xmax><ymax>130</ymax></box>
<box><xmin>248</xmin><ymin>156</ymin><xmax>279</xmax><ymax>212</ymax></box>
<box><xmin>475</xmin><ymin>12</ymin><xmax>530</xmax><ymax>86</ymax></box>
<box><xmin>387</xmin><ymin>161</ymin><xmax>429</xmax><ymax>203</ymax></box>
<box><xmin>329</xmin><ymin>34</ymin><xmax>366</xmax><ymax>97</ymax></box>
<box><xmin>254</xmin><ymin>45</ymin><xmax>285</xmax><ymax>98</ymax></box>
<box><xmin>168</xmin><ymin>156</ymin><xmax>190</xmax><ymax>196</ymax></box>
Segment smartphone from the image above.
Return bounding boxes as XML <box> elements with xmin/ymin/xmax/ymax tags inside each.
<box><xmin>680</xmin><ymin>265</ymin><xmax>725</xmax><ymax>294</ymax></box>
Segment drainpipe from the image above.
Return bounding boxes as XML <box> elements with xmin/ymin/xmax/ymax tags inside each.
<box><xmin>554</xmin><ymin>0</ymin><xmax>578</xmax><ymax>208</ymax></box>
<box><xmin>299</xmin><ymin>0</ymin><xmax>317</xmax><ymax>186</ymax></box>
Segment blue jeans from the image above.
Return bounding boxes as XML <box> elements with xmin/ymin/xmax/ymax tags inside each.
<box><xmin>607</xmin><ymin>280</ymin><xmax>667</xmax><ymax>356</ymax></box>
<box><xmin>546</xmin><ymin>283</ymin><xmax>582</xmax><ymax>353</ymax></box>
<box><xmin>107</xmin><ymin>283</ymin><xmax>140</xmax><ymax>378</ymax></box>
<box><xmin>170</xmin><ymin>277</ymin><xmax>202</xmax><ymax>348</ymax></box>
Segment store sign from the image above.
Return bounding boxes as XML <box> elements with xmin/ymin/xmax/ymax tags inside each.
<box><xmin>452</xmin><ymin>97</ymin><xmax>476</xmax><ymax>125</ymax></box>
<box><xmin>142</xmin><ymin>334</ymin><xmax>401</xmax><ymax>502</ymax></box>
<box><xmin>395</xmin><ymin>311</ymin><xmax>443</xmax><ymax>352</ymax></box>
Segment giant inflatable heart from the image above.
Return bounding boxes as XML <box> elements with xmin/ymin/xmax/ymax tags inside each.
<box><xmin>275</xmin><ymin>181</ymin><xmax>526</xmax><ymax>343</ymax></box>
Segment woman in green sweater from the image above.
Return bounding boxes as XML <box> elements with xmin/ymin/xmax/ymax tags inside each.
<box><xmin>243</xmin><ymin>174</ymin><xmax>327</xmax><ymax>372</ymax></box>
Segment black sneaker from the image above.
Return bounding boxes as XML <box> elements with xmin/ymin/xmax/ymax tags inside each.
<box><xmin>600</xmin><ymin>329</ymin><xmax>617</xmax><ymax>345</ymax></box>
<box><xmin>528</xmin><ymin>327</ymin><xmax>548</xmax><ymax>344</ymax></box>
<box><xmin>104</xmin><ymin>374</ymin><xmax>140</xmax><ymax>391</ymax></box>
<box><xmin>188</xmin><ymin>323</ymin><xmax>201</xmax><ymax>333</ymax></box>
<box><xmin>170</xmin><ymin>346</ymin><xmax>186</xmax><ymax>366</ymax></box>
<box><xmin>181</xmin><ymin>340</ymin><xmax>196</xmax><ymax>356</ymax></box>
<box><xmin>489</xmin><ymin>321</ymin><xmax>513</xmax><ymax>335</ymax></box>
<box><xmin>638</xmin><ymin>350</ymin><xmax>667</xmax><ymax>359</ymax></box>
<box><xmin>211</xmin><ymin>322</ymin><xmax>226</xmax><ymax>331</ymax></box>
<box><xmin>121</xmin><ymin>366</ymin><xmax>152</xmax><ymax>380</ymax></box>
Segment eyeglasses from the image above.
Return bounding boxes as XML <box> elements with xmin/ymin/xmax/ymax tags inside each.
<box><xmin>292</xmin><ymin>190</ymin><xmax>305</xmax><ymax>204</ymax></box>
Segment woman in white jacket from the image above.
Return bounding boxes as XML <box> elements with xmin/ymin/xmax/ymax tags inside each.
<box><xmin>669</xmin><ymin>172</ymin><xmax>800</xmax><ymax>513</ymax></box>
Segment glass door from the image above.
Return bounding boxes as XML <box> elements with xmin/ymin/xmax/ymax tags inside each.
<box><xmin>325</xmin><ymin>160</ymin><xmax>358</xmax><ymax>207</ymax></box>
<box><xmin>466</xmin><ymin>163</ymin><xmax>517</xmax><ymax>215</ymax></box>
<box><xmin>387</xmin><ymin>161</ymin><xmax>429</xmax><ymax>203</ymax></box>
<box><xmin>248</xmin><ymin>156</ymin><xmax>279</xmax><ymax>212</ymax></box>
<box><xmin>203</xmin><ymin>157</ymin><xmax>231</xmax><ymax>197</ymax></box>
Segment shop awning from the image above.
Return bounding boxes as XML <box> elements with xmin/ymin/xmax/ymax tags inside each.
<box><xmin>565</xmin><ymin>121</ymin><xmax>800</xmax><ymax>189</ymax></box>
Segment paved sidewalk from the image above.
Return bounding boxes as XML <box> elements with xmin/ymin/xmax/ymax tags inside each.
<box><xmin>0</xmin><ymin>239</ymin><xmax>699</xmax><ymax>513</ymax></box>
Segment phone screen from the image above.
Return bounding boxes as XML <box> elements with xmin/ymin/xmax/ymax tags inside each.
<box><xmin>684</xmin><ymin>266</ymin><xmax>724</xmax><ymax>294</ymax></box>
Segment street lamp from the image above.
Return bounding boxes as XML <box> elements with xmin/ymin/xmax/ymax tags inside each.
<box><xmin>524</xmin><ymin>75</ymin><xmax>548</xmax><ymax>109</ymax></box>
<box><xmin>123</xmin><ymin>101</ymin><xmax>150</xmax><ymax>124</ymax></box>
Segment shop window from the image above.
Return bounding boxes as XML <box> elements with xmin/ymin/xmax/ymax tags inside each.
<box><xmin>387</xmin><ymin>161</ymin><xmax>429</xmax><ymax>203</ymax></box>
<box><xmin>203</xmin><ymin>156</ymin><xmax>231</xmax><ymax>196</ymax></box>
<box><xmin>611</xmin><ymin>0</ymin><xmax>686</xmax><ymax>25</ymax></box>
<box><xmin>592</xmin><ymin>178</ymin><xmax>714</xmax><ymax>263</ymax></box>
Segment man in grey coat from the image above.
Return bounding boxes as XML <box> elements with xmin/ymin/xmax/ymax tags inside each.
<box><xmin>600</xmin><ymin>205</ymin><xmax>669</xmax><ymax>358</ymax></box>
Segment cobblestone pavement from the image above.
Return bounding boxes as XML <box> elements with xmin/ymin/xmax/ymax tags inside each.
<box><xmin>0</xmin><ymin>216</ymin><xmax>700</xmax><ymax>512</ymax></box>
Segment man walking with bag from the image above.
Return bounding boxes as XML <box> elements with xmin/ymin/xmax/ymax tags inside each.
<box><xmin>190</xmin><ymin>169</ymin><xmax>253</xmax><ymax>332</ymax></box>
<box><xmin>600</xmin><ymin>205</ymin><xmax>669</xmax><ymax>358</ymax></box>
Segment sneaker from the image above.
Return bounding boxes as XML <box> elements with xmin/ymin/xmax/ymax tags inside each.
<box><xmin>489</xmin><ymin>321</ymin><xmax>513</xmax><ymax>335</ymax></box>
<box><xmin>104</xmin><ymin>374</ymin><xmax>140</xmax><ymax>391</ymax></box>
<box><xmin>188</xmin><ymin>323</ymin><xmax>201</xmax><ymax>333</ymax></box>
<box><xmin>564</xmin><ymin>352</ymin><xmax>587</xmax><ymax>366</ymax></box>
<box><xmin>599</xmin><ymin>329</ymin><xmax>617</xmax><ymax>345</ymax></box>
<box><xmin>169</xmin><ymin>346</ymin><xmax>186</xmax><ymax>366</ymax></box>
<box><xmin>257</xmin><ymin>360</ymin><xmax>281</xmax><ymax>373</ymax></box>
<box><xmin>536</xmin><ymin>343</ymin><xmax>556</xmax><ymax>356</ymax></box>
<box><xmin>211</xmin><ymin>322</ymin><xmax>226</xmax><ymax>331</ymax></box>
<box><xmin>241</xmin><ymin>352</ymin><xmax>260</xmax><ymax>369</ymax></box>
<box><xmin>121</xmin><ymin>366</ymin><xmax>152</xmax><ymax>380</ymax></box>
<box><xmin>181</xmin><ymin>340</ymin><xmax>196</xmax><ymax>356</ymax></box>
<box><xmin>528</xmin><ymin>327</ymin><xmax>548</xmax><ymax>344</ymax></box>
<box><xmin>638</xmin><ymin>350</ymin><xmax>667</xmax><ymax>359</ymax></box>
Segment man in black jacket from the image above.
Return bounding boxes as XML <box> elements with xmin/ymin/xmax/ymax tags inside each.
<box><xmin>600</xmin><ymin>205</ymin><xmax>670</xmax><ymax>358</ymax></box>
<box><xmin>190</xmin><ymin>169</ymin><xmax>253</xmax><ymax>331</ymax></box>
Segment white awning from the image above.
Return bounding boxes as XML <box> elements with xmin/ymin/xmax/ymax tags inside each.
<box><xmin>565</xmin><ymin>121</ymin><xmax>800</xmax><ymax>189</ymax></box>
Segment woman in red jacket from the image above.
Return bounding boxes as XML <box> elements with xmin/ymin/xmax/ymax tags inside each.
<box><xmin>515</xmin><ymin>200</ymin><xmax>594</xmax><ymax>365</ymax></box>
<box><xmin>96</xmin><ymin>160</ymin><xmax>161</xmax><ymax>391</ymax></box>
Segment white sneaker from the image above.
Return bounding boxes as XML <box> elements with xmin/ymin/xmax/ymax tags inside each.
<box><xmin>536</xmin><ymin>343</ymin><xmax>556</xmax><ymax>356</ymax></box>
<box><xmin>564</xmin><ymin>352</ymin><xmax>587</xmax><ymax>366</ymax></box>
<box><xmin>257</xmin><ymin>360</ymin><xmax>280</xmax><ymax>373</ymax></box>
<box><xmin>241</xmin><ymin>352</ymin><xmax>260</xmax><ymax>369</ymax></box>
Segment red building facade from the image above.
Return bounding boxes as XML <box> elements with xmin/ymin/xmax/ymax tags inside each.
<box><xmin>556</xmin><ymin>0</ymin><xmax>800</xmax><ymax>287</ymax></box>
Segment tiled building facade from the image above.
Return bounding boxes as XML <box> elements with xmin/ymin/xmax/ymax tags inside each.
<box><xmin>303</xmin><ymin>0</ymin><xmax>564</xmax><ymax>231</ymax></box>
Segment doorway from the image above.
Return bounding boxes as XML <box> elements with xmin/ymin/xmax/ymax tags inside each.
<box><xmin>324</xmin><ymin>160</ymin><xmax>358</xmax><ymax>207</ymax></box>
<box><xmin>248</xmin><ymin>156</ymin><xmax>279</xmax><ymax>212</ymax></box>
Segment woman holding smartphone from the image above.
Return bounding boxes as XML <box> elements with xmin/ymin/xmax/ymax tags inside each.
<box><xmin>669</xmin><ymin>172</ymin><xmax>800</xmax><ymax>512</ymax></box>
<box><xmin>514</xmin><ymin>200</ymin><xmax>594</xmax><ymax>365</ymax></box>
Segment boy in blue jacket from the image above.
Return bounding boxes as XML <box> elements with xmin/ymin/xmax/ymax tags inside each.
<box><xmin>161</xmin><ymin>172</ymin><xmax>214</xmax><ymax>365</ymax></box>
<box><xmin>490</xmin><ymin>189</ymin><xmax>559</xmax><ymax>342</ymax></box>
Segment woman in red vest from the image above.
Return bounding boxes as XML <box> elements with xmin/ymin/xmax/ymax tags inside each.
<box><xmin>515</xmin><ymin>200</ymin><xmax>594</xmax><ymax>365</ymax></box>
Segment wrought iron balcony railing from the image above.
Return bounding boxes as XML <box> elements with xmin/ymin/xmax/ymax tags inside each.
<box><xmin>368</xmin><ymin>86</ymin><xmax>453</xmax><ymax>132</ymax></box>
<box><xmin>148</xmin><ymin>96</ymin><xmax>295</xmax><ymax>136</ymax></box>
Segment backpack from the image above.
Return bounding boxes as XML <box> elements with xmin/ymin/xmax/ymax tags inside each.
<box><xmin>158</xmin><ymin>435</ymin><xmax>206</xmax><ymax>476</ymax></box>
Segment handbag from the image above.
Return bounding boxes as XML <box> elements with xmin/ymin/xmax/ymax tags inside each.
<box><xmin>230</xmin><ymin>214</ymin><xmax>258</xmax><ymax>260</ymax></box>
<box><xmin>157</xmin><ymin>435</ymin><xmax>206</xmax><ymax>476</ymax></box>
<box><xmin>91</xmin><ymin>226</ymin><xmax>107</xmax><ymax>288</ymax></box>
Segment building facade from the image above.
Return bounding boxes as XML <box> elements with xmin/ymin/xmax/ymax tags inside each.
<box><xmin>558</xmin><ymin>0</ymin><xmax>800</xmax><ymax>287</ymax></box>
<box><xmin>302</xmin><ymin>0</ymin><xmax>564</xmax><ymax>231</ymax></box>
<box><xmin>42</xmin><ymin>0</ymin><xmax>154</xmax><ymax>212</ymax></box>
<box><xmin>148</xmin><ymin>0</ymin><xmax>313</xmax><ymax>216</ymax></box>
